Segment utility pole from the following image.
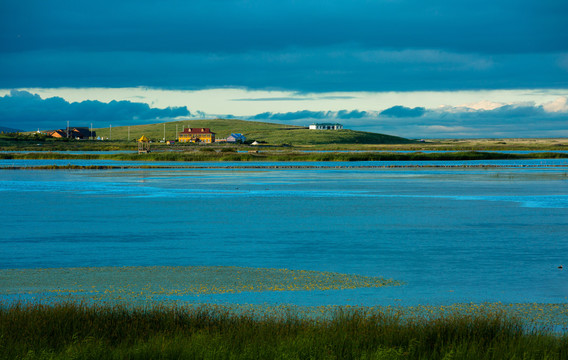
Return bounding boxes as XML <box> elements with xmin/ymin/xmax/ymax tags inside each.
<box><xmin>90</xmin><ymin>123</ymin><xmax>93</xmax><ymax>140</ymax></box>
<box><xmin>163</xmin><ymin>123</ymin><xmax>166</xmax><ymax>141</ymax></box>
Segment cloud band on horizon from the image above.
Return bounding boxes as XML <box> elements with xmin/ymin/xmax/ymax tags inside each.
<box><xmin>3</xmin><ymin>90</ymin><xmax>567</xmax><ymax>138</ymax></box>
<box><xmin>246</xmin><ymin>101</ymin><xmax>568</xmax><ymax>138</ymax></box>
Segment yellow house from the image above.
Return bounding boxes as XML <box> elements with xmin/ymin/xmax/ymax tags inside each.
<box><xmin>178</xmin><ymin>128</ymin><xmax>215</xmax><ymax>143</ymax></box>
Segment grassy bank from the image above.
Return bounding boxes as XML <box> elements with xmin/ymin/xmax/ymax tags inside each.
<box><xmin>1</xmin><ymin>150</ymin><xmax>568</xmax><ymax>162</ymax></box>
<box><xmin>4</xmin><ymin>133</ymin><xmax>568</xmax><ymax>152</ymax></box>
<box><xmin>0</xmin><ymin>134</ymin><xmax>135</xmax><ymax>152</ymax></box>
<box><xmin>1</xmin><ymin>302</ymin><xmax>566</xmax><ymax>360</ymax></box>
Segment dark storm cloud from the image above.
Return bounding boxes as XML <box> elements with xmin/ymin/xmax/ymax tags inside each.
<box><xmin>2</xmin><ymin>0</ymin><xmax>567</xmax><ymax>54</ymax></box>
<box><xmin>0</xmin><ymin>90</ymin><xmax>190</xmax><ymax>131</ymax></box>
<box><xmin>336</xmin><ymin>110</ymin><xmax>369</xmax><ymax>119</ymax></box>
<box><xmin>380</xmin><ymin>106</ymin><xmax>426</xmax><ymax>118</ymax></box>
<box><xmin>1</xmin><ymin>50</ymin><xmax>565</xmax><ymax>92</ymax></box>
<box><xmin>251</xmin><ymin>110</ymin><xmax>329</xmax><ymax>121</ymax></box>
<box><xmin>0</xmin><ymin>0</ymin><xmax>567</xmax><ymax>91</ymax></box>
<box><xmin>404</xmin><ymin>105</ymin><xmax>568</xmax><ymax>138</ymax></box>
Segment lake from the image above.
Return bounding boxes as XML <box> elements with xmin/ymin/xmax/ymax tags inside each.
<box><xmin>1</xmin><ymin>160</ymin><xmax>567</xmax><ymax>307</ymax></box>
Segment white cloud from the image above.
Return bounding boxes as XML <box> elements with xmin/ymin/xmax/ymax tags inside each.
<box><xmin>542</xmin><ymin>97</ymin><xmax>568</xmax><ymax>113</ymax></box>
<box><xmin>457</xmin><ymin>100</ymin><xmax>504</xmax><ymax>111</ymax></box>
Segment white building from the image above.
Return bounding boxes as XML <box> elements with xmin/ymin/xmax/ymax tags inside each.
<box><xmin>308</xmin><ymin>123</ymin><xmax>343</xmax><ymax>130</ymax></box>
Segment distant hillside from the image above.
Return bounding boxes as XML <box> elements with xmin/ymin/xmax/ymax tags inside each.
<box><xmin>0</xmin><ymin>126</ymin><xmax>23</xmax><ymax>133</ymax></box>
<box><xmin>93</xmin><ymin>119</ymin><xmax>414</xmax><ymax>145</ymax></box>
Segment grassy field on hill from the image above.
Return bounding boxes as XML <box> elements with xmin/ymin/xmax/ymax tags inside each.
<box><xmin>92</xmin><ymin>119</ymin><xmax>414</xmax><ymax>145</ymax></box>
<box><xmin>4</xmin><ymin>119</ymin><xmax>567</xmax><ymax>151</ymax></box>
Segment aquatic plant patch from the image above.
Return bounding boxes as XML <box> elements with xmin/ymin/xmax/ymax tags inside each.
<box><xmin>4</xmin><ymin>267</ymin><xmax>566</xmax><ymax>331</ymax></box>
<box><xmin>0</xmin><ymin>266</ymin><xmax>402</xmax><ymax>304</ymax></box>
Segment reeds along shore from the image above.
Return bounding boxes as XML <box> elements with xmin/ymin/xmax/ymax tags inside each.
<box><xmin>1</xmin><ymin>302</ymin><xmax>567</xmax><ymax>360</ymax></box>
<box><xmin>1</xmin><ymin>150</ymin><xmax>568</xmax><ymax>162</ymax></box>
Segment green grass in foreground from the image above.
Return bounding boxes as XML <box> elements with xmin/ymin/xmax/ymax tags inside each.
<box><xmin>1</xmin><ymin>302</ymin><xmax>567</xmax><ymax>360</ymax></box>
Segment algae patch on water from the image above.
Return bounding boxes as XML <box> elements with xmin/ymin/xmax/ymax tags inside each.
<box><xmin>0</xmin><ymin>266</ymin><xmax>402</xmax><ymax>303</ymax></box>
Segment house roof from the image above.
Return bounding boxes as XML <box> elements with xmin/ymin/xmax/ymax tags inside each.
<box><xmin>180</xmin><ymin>128</ymin><xmax>215</xmax><ymax>134</ymax></box>
<box><xmin>70</xmin><ymin>127</ymin><xmax>93</xmax><ymax>137</ymax></box>
<box><xmin>49</xmin><ymin>130</ymin><xmax>67</xmax><ymax>137</ymax></box>
<box><xmin>44</xmin><ymin>127</ymin><xmax>94</xmax><ymax>138</ymax></box>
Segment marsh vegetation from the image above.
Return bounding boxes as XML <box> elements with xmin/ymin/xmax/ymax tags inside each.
<box><xmin>1</xmin><ymin>301</ymin><xmax>567</xmax><ymax>360</ymax></box>
<box><xmin>2</xmin><ymin>150</ymin><xmax>568</xmax><ymax>164</ymax></box>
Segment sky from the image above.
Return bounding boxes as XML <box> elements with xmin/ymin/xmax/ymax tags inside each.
<box><xmin>1</xmin><ymin>0</ymin><xmax>567</xmax><ymax>138</ymax></box>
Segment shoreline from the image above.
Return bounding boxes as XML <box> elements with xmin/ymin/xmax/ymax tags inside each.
<box><xmin>2</xmin><ymin>266</ymin><xmax>567</xmax><ymax>330</ymax></box>
<box><xmin>1</xmin><ymin>150</ymin><xmax>568</xmax><ymax>165</ymax></box>
<box><xmin>2</xmin><ymin>163</ymin><xmax>568</xmax><ymax>170</ymax></box>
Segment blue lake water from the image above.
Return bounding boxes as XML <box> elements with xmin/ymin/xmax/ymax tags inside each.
<box><xmin>1</xmin><ymin>161</ymin><xmax>567</xmax><ymax>307</ymax></box>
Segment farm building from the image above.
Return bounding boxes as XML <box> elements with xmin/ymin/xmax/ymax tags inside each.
<box><xmin>308</xmin><ymin>123</ymin><xmax>343</xmax><ymax>130</ymax></box>
<box><xmin>178</xmin><ymin>128</ymin><xmax>215</xmax><ymax>143</ymax></box>
<box><xmin>46</xmin><ymin>127</ymin><xmax>96</xmax><ymax>139</ymax></box>
<box><xmin>46</xmin><ymin>130</ymin><xmax>67</xmax><ymax>138</ymax></box>
<box><xmin>226</xmin><ymin>133</ymin><xmax>246</xmax><ymax>143</ymax></box>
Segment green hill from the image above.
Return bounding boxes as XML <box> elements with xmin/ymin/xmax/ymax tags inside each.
<box><xmin>0</xmin><ymin>126</ymin><xmax>23</xmax><ymax>133</ymax></box>
<box><xmin>94</xmin><ymin>119</ymin><xmax>413</xmax><ymax>145</ymax></box>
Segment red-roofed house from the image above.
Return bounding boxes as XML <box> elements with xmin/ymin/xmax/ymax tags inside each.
<box><xmin>178</xmin><ymin>128</ymin><xmax>215</xmax><ymax>143</ymax></box>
